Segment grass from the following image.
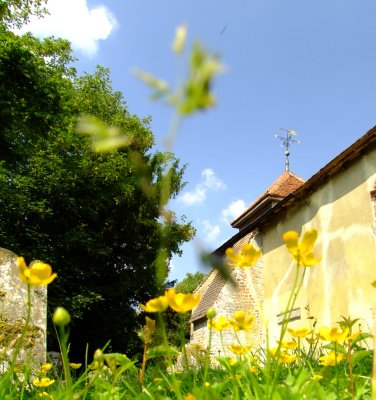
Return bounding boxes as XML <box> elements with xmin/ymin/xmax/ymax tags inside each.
<box><xmin>0</xmin><ymin>237</ymin><xmax>373</xmax><ymax>400</ymax></box>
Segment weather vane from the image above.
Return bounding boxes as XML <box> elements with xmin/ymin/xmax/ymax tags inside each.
<box><xmin>275</xmin><ymin>128</ymin><xmax>300</xmax><ymax>172</ymax></box>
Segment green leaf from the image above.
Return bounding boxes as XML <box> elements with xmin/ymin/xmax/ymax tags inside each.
<box><xmin>350</xmin><ymin>332</ymin><xmax>373</xmax><ymax>345</ymax></box>
<box><xmin>104</xmin><ymin>352</ymin><xmax>133</xmax><ymax>366</ymax></box>
<box><xmin>322</xmin><ymin>343</ymin><xmax>347</xmax><ymax>355</ymax></box>
<box><xmin>200</xmin><ymin>250</ymin><xmax>236</xmax><ymax>287</ymax></box>
<box><xmin>77</xmin><ymin>115</ymin><xmax>132</xmax><ymax>152</ymax></box>
<box><xmin>350</xmin><ymin>350</ymin><xmax>372</xmax><ymax>367</ymax></box>
<box><xmin>147</xmin><ymin>345</ymin><xmax>180</xmax><ymax>359</ymax></box>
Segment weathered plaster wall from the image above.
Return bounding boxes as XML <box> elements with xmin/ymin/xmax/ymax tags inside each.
<box><xmin>262</xmin><ymin>145</ymin><xmax>376</xmax><ymax>344</ymax></box>
<box><xmin>0</xmin><ymin>248</ymin><xmax>47</xmax><ymax>367</ymax></box>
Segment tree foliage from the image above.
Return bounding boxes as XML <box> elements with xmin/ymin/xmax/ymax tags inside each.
<box><xmin>0</xmin><ymin>25</ymin><xmax>194</xmax><ymax>359</ymax></box>
<box><xmin>175</xmin><ymin>272</ymin><xmax>205</xmax><ymax>294</ymax></box>
<box><xmin>0</xmin><ymin>0</ymin><xmax>47</xmax><ymax>29</ymax></box>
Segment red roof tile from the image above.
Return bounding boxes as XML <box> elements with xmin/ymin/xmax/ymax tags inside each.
<box><xmin>264</xmin><ymin>171</ymin><xmax>305</xmax><ymax>197</ymax></box>
<box><xmin>231</xmin><ymin>172</ymin><xmax>305</xmax><ymax>229</ymax></box>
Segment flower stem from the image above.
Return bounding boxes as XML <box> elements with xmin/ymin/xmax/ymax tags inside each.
<box><xmin>203</xmin><ymin>323</ymin><xmax>213</xmax><ymax>383</ymax></box>
<box><xmin>270</xmin><ymin>262</ymin><xmax>306</xmax><ymax>396</ymax></box>
<box><xmin>347</xmin><ymin>341</ymin><xmax>355</xmax><ymax>399</ymax></box>
<box><xmin>58</xmin><ymin>325</ymin><xmax>72</xmax><ymax>390</ymax></box>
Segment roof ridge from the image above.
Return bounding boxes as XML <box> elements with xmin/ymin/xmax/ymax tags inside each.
<box><xmin>231</xmin><ymin>171</ymin><xmax>305</xmax><ymax>227</ymax></box>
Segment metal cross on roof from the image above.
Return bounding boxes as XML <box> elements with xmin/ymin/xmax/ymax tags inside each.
<box><xmin>275</xmin><ymin>128</ymin><xmax>300</xmax><ymax>172</ymax></box>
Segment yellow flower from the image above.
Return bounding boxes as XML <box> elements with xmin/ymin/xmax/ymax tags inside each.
<box><xmin>37</xmin><ymin>393</ymin><xmax>54</xmax><ymax>399</ymax></box>
<box><xmin>277</xmin><ymin>340</ymin><xmax>298</xmax><ymax>349</ymax></box>
<box><xmin>228</xmin><ymin>344</ymin><xmax>252</xmax><ymax>355</ymax></box>
<box><xmin>208</xmin><ymin>316</ymin><xmax>231</xmax><ymax>331</ymax></box>
<box><xmin>269</xmin><ymin>347</ymin><xmax>278</xmax><ymax>357</ymax></box>
<box><xmin>225</xmin><ymin>243</ymin><xmax>261</xmax><ymax>268</ymax></box>
<box><xmin>319</xmin><ymin>351</ymin><xmax>344</xmax><ymax>366</ymax></box>
<box><xmin>347</xmin><ymin>331</ymin><xmax>361</xmax><ymax>341</ymax></box>
<box><xmin>317</xmin><ymin>326</ymin><xmax>349</xmax><ymax>342</ymax></box>
<box><xmin>33</xmin><ymin>377</ymin><xmax>55</xmax><ymax>387</ymax></box>
<box><xmin>17</xmin><ymin>257</ymin><xmax>57</xmax><ymax>286</ymax></box>
<box><xmin>229</xmin><ymin>358</ymin><xmax>238</xmax><ymax>366</ymax></box>
<box><xmin>185</xmin><ymin>394</ymin><xmax>196</xmax><ymax>400</ymax></box>
<box><xmin>306</xmin><ymin>337</ymin><xmax>318</xmax><ymax>345</ymax></box>
<box><xmin>279</xmin><ymin>352</ymin><xmax>296</xmax><ymax>364</ymax></box>
<box><xmin>40</xmin><ymin>363</ymin><xmax>53</xmax><ymax>373</ymax></box>
<box><xmin>140</xmin><ymin>295</ymin><xmax>169</xmax><ymax>313</ymax></box>
<box><xmin>282</xmin><ymin>230</ymin><xmax>321</xmax><ymax>267</ymax></box>
<box><xmin>204</xmin><ymin>382</ymin><xmax>210</xmax><ymax>387</ymax></box>
<box><xmin>68</xmin><ymin>363</ymin><xmax>82</xmax><ymax>369</ymax></box>
<box><xmin>228</xmin><ymin>311</ymin><xmax>254</xmax><ymax>331</ymax></box>
<box><xmin>269</xmin><ymin>348</ymin><xmax>296</xmax><ymax>364</ymax></box>
<box><xmin>287</xmin><ymin>327</ymin><xmax>310</xmax><ymax>338</ymax></box>
<box><xmin>312</xmin><ymin>374</ymin><xmax>323</xmax><ymax>381</ymax></box>
<box><xmin>164</xmin><ymin>288</ymin><xmax>201</xmax><ymax>313</ymax></box>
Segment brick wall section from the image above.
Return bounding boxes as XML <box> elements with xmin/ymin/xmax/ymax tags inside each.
<box><xmin>190</xmin><ymin>230</ymin><xmax>264</xmax><ymax>356</ymax></box>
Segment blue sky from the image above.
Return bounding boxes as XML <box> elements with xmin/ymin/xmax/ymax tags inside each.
<box><xmin>18</xmin><ymin>0</ymin><xmax>376</xmax><ymax>282</ymax></box>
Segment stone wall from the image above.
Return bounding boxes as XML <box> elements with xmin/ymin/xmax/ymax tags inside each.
<box><xmin>0</xmin><ymin>248</ymin><xmax>47</xmax><ymax>368</ymax></box>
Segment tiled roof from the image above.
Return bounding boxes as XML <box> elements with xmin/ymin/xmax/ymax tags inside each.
<box><xmin>264</xmin><ymin>171</ymin><xmax>305</xmax><ymax>197</ymax></box>
<box><xmin>231</xmin><ymin>171</ymin><xmax>305</xmax><ymax>229</ymax></box>
<box><xmin>191</xmin><ymin>270</ymin><xmax>226</xmax><ymax>322</ymax></box>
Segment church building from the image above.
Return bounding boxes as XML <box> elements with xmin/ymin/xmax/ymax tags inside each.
<box><xmin>190</xmin><ymin>126</ymin><xmax>376</xmax><ymax>354</ymax></box>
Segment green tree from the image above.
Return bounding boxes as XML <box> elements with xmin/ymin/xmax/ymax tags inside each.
<box><xmin>0</xmin><ymin>26</ymin><xmax>194</xmax><ymax>359</ymax></box>
<box><xmin>175</xmin><ymin>272</ymin><xmax>205</xmax><ymax>294</ymax></box>
<box><xmin>0</xmin><ymin>0</ymin><xmax>47</xmax><ymax>29</ymax></box>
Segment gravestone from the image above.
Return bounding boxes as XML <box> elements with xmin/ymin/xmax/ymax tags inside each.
<box><xmin>0</xmin><ymin>248</ymin><xmax>47</xmax><ymax>369</ymax></box>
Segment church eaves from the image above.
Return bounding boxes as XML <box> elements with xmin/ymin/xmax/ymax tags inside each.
<box><xmin>231</xmin><ymin>171</ymin><xmax>305</xmax><ymax>231</ymax></box>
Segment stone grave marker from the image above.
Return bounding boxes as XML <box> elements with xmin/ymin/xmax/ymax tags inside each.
<box><xmin>0</xmin><ymin>248</ymin><xmax>47</xmax><ymax>369</ymax></box>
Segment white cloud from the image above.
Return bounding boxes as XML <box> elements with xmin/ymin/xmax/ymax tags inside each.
<box><xmin>179</xmin><ymin>186</ymin><xmax>206</xmax><ymax>206</ymax></box>
<box><xmin>16</xmin><ymin>0</ymin><xmax>117</xmax><ymax>56</ymax></box>
<box><xmin>201</xmin><ymin>220</ymin><xmax>221</xmax><ymax>243</ymax></box>
<box><xmin>221</xmin><ymin>199</ymin><xmax>247</xmax><ymax>222</ymax></box>
<box><xmin>179</xmin><ymin>168</ymin><xmax>226</xmax><ymax>206</ymax></box>
<box><xmin>201</xmin><ymin>168</ymin><xmax>226</xmax><ymax>190</ymax></box>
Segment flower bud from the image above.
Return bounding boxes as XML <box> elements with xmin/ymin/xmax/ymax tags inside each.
<box><xmin>206</xmin><ymin>307</ymin><xmax>216</xmax><ymax>319</ymax></box>
<box><xmin>94</xmin><ymin>349</ymin><xmax>105</xmax><ymax>362</ymax></box>
<box><xmin>53</xmin><ymin>307</ymin><xmax>71</xmax><ymax>327</ymax></box>
<box><xmin>172</xmin><ymin>25</ymin><xmax>187</xmax><ymax>54</ymax></box>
